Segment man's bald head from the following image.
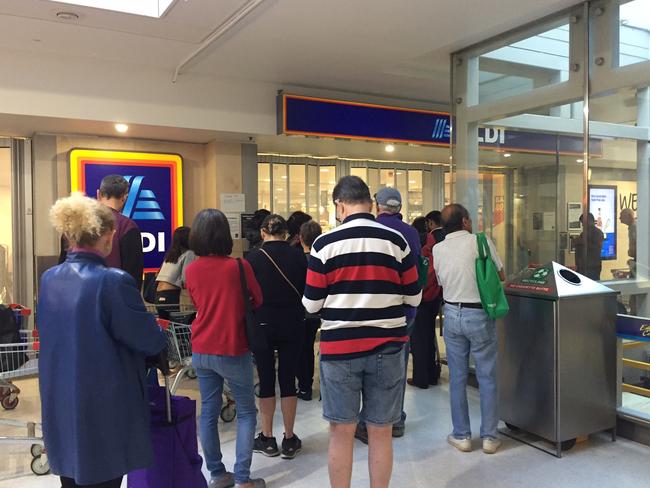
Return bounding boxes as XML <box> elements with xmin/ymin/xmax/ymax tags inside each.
<box><xmin>442</xmin><ymin>204</ymin><xmax>471</xmax><ymax>234</ymax></box>
<box><xmin>620</xmin><ymin>208</ymin><xmax>635</xmax><ymax>225</ymax></box>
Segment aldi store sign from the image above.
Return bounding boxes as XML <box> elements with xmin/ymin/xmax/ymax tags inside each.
<box><xmin>69</xmin><ymin>149</ymin><xmax>183</xmax><ymax>272</ymax></box>
<box><xmin>279</xmin><ymin>93</ymin><xmax>602</xmax><ymax>156</ymax></box>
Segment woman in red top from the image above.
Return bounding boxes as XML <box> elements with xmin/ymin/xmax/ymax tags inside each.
<box><xmin>185</xmin><ymin>209</ymin><xmax>265</xmax><ymax>488</ymax></box>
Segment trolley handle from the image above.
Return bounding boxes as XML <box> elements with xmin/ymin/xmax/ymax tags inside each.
<box><xmin>9</xmin><ymin>304</ymin><xmax>32</xmax><ymax>316</ymax></box>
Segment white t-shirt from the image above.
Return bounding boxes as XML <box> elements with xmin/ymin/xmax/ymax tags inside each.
<box><xmin>432</xmin><ymin>230</ymin><xmax>503</xmax><ymax>303</ymax></box>
<box><xmin>156</xmin><ymin>250</ymin><xmax>196</xmax><ymax>288</ymax></box>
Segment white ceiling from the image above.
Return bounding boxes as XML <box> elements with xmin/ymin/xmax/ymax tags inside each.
<box><xmin>0</xmin><ymin>0</ymin><xmax>581</xmax><ymax>104</ymax></box>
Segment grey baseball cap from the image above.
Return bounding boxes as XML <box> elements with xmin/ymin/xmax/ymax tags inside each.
<box><xmin>375</xmin><ymin>187</ymin><xmax>402</xmax><ymax>207</ymax></box>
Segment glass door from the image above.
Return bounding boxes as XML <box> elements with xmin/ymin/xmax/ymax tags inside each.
<box><xmin>0</xmin><ymin>143</ymin><xmax>12</xmax><ymax>303</ymax></box>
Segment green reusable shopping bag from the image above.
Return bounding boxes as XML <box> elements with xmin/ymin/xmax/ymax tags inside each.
<box><xmin>417</xmin><ymin>255</ymin><xmax>430</xmax><ymax>287</ymax></box>
<box><xmin>475</xmin><ymin>233</ymin><xmax>509</xmax><ymax>319</ymax></box>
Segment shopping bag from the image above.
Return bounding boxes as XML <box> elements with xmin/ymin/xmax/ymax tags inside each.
<box><xmin>475</xmin><ymin>233</ymin><xmax>509</xmax><ymax>319</ymax></box>
<box><xmin>237</xmin><ymin>259</ymin><xmax>268</xmax><ymax>354</ymax></box>
<box><xmin>128</xmin><ymin>382</ymin><xmax>207</xmax><ymax>488</ymax></box>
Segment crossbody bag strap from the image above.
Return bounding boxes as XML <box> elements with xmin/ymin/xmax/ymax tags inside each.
<box><xmin>259</xmin><ymin>248</ymin><xmax>301</xmax><ymax>298</ymax></box>
<box><xmin>237</xmin><ymin>258</ymin><xmax>253</xmax><ymax>315</ymax></box>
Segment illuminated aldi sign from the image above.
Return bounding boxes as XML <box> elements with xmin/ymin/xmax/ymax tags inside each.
<box><xmin>69</xmin><ymin>149</ymin><xmax>183</xmax><ymax>272</ymax></box>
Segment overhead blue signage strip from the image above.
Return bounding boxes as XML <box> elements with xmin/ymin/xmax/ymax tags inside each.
<box><xmin>279</xmin><ymin>94</ymin><xmax>602</xmax><ymax>156</ymax></box>
<box><xmin>282</xmin><ymin>94</ymin><xmax>450</xmax><ymax>146</ymax></box>
<box><xmin>617</xmin><ymin>314</ymin><xmax>650</xmax><ymax>342</ymax></box>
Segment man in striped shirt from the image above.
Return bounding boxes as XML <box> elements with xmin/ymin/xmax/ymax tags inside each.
<box><xmin>302</xmin><ymin>176</ymin><xmax>421</xmax><ymax>488</ymax></box>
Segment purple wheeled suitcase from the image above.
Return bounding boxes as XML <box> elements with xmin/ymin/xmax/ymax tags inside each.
<box><xmin>128</xmin><ymin>376</ymin><xmax>208</xmax><ymax>488</ymax></box>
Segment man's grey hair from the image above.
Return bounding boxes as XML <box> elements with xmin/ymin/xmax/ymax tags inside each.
<box><xmin>377</xmin><ymin>202</ymin><xmax>402</xmax><ymax>214</ymax></box>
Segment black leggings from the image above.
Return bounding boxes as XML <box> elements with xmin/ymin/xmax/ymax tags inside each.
<box><xmin>61</xmin><ymin>477</ymin><xmax>122</xmax><ymax>488</ymax></box>
<box><xmin>296</xmin><ymin>317</ymin><xmax>320</xmax><ymax>392</ymax></box>
<box><xmin>255</xmin><ymin>322</ymin><xmax>304</xmax><ymax>398</ymax></box>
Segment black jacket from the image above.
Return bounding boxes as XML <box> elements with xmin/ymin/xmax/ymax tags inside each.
<box><xmin>246</xmin><ymin>241</ymin><xmax>307</xmax><ymax>325</ymax></box>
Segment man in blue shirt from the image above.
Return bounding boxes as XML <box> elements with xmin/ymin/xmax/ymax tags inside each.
<box><xmin>355</xmin><ymin>187</ymin><xmax>422</xmax><ymax>442</ymax></box>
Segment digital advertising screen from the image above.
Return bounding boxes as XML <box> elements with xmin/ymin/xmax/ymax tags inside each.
<box><xmin>588</xmin><ymin>185</ymin><xmax>617</xmax><ymax>260</ymax></box>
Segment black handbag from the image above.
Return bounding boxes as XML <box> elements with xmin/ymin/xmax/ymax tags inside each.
<box><xmin>237</xmin><ymin>259</ymin><xmax>268</xmax><ymax>354</ymax></box>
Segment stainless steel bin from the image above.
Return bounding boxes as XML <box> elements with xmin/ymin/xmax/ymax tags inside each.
<box><xmin>499</xmin><ymin>262</ymin><xmax>618</xmax><ymax>457</ymax></box>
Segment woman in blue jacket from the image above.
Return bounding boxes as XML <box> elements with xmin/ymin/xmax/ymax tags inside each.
<box><xmin>38</xmin><ymin>193</ymin><xmax>167</xmax><ymax>488</ymax></box>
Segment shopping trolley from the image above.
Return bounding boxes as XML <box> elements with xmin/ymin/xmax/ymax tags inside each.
<box><xmin>157</xmin><ymin>317</ymin><xmax>236</xmax><ymax>423</ymax></box>
<box><xmin>0</xmin><ymin>305</ymin><xmax>49</xmax><ymax>476</ymax></box>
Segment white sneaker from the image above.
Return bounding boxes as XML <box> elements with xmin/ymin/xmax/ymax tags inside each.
<box><xmin>482</xmin><ymin>437</ymin><xmax>502</xmax><ymax>454</ymax></box>
<box><xmin>447</xmin><ymin>435</ymin><xmax>472</xmax><ymax>452</ymax></box>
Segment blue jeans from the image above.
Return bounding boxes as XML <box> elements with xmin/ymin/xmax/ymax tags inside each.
<box><xmin>193</xmin><ymin>352</ymin><xmax>257</xmax><ymax>485</ymax></box>
<box><xmin>443</xmin><ymin>305</ymin><xmax>498</xmax><ymax>439</ymax></box>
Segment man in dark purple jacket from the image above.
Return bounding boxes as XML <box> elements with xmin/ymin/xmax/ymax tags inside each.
<box><xmin>355</xmin><ymin>186</ymin><xmax>422</xmax><ymax>443</ymax></box>
<box><xmin>59</xmin><ymin>175</ymin><xmax>144</xmax><ymax>289</ymax></box>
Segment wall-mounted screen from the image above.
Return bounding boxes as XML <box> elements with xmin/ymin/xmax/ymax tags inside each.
<box><xmin>588</xmin><ymin>185</ymin><xmax>617</xmax><ymax>260</ymax></box>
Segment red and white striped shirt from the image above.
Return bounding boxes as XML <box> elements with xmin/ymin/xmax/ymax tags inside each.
<box><xmin>302</xmin><ymin>213</ymin><xmax>422</xmax><ymax>360</ymax></box>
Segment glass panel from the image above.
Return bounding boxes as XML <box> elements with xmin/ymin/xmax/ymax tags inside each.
<box><xmin>407</xmin><ymin>170</ymin><xmax>424</xmax><ymax>223</ymax></box>
<box><xmin>395</xmin><ymin>169</ymin><xmax>408</xmax><ymax>216</ymax></box>
<box><xmin>350</xmin><ymin>167</ymin><xmax>367</xmax><ymax>181</ymax></box>
<box><xmin>589</xmin><ymin>86</ymin><xmax>648</xmax><ymax>289</ymax></box>
<box><xmin>258</xmin><ymin>163</ymin><xmax>271</xmax><ymax>211</ymax></box>
<box><xmin>319</xmin><ymin>166</ymin><xmax>336</xmax><ymax>231</ymax></box>
<box><xmin>477</xmin><ymin>23</ymin><xmax>570</xmax><ymax>106</ymax></box>
<box><xmin>368</xmin><ymin>168</ymin><xmax>380</xmax><ymax>197</ymax></box>
<box><xmin>619</xmin><ymin>0</ymin><xmax>650</xmax><ymax>67</ymax></box>
<box><xmin>289</xmin><ymin>165</ymin><xmax>306</xmax><ymax>214</ymax></box>
<box><xmin>380</xmin><ymin>169</ymin><xmax>394</xmax><ymax>189</ymax></box>
<box><xmin>272</xmin><ymin>164</ymin><xmax>288</xmax><ymax>217</ymax></box>
<box><xmin>307</xmin><ymin>165</ymin><xmax>319</xmax><ymax>217</ymax></box>
<box><xmin>0</xmin><ymin>148</ymin><xmax>12</xmax><ymax>303</ymax></box>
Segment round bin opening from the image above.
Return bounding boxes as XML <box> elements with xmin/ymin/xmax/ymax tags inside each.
<box><xmin>558</xmin><ymin>268</ymin><xmax>582</xmax><ymax>285</ymax></box>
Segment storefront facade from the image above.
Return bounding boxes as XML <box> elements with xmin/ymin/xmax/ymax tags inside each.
<box><xmin>451</xmin><ymin>0</ymin><xmax>650</xmax><ymax>425</ymax></box>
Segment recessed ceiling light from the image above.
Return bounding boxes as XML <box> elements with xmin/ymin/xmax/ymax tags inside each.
<box><xmin>385</xmin><ymin>144</ymin><xmax>395</xmax><ymax>153</ymax></box>
<box><xmin>114</xmin><ymin>123</ymin><xmax>129</xmax><ymax>133</ymax></box>
<box><xmin>503</xmin><ymin>153</ymin><xmax>512</xmax><ymax>158</ymax></box>
<box><xmin>576</xmin><ymin>159</ymin><xmax>584</xmax><ymax>163</ymax></box>
<box><xmin>56</xmin><ymin>11</ymin><xmax>80</xmax><ymax>20</ymax></box>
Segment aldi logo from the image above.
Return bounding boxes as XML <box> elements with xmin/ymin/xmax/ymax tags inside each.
<box><xmin>69</xmin><ymin>149</ymin><xmax>183</xmax><ymax>272</ymax></box>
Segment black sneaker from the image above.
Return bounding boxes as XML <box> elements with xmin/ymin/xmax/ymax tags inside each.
<box><xmin>281</xmin><ymin>433</ymin><xmax>302</xmax><ymax>459</ymax></box>
<box><xmin>354</xmin><ymin>423</ymin><xmax>368</xmax><ymax>445</ymax></box>
<box><xmin>253</xmin><ymin>433</ymin><xmax>280</xmax><ymax>457</ymax></box>
<box><xmin>296</xmin><ymin>389</ymin><xmax>312</xmax><ymax>401</ymax></box>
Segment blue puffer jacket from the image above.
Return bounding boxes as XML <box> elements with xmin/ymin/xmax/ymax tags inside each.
<box><xmin>38</xmin><ymin>252</ymin><xmax>167</xmax><ymax>485</ymax></box>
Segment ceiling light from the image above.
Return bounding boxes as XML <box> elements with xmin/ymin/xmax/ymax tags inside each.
<box><xmin>503</xmin><ymin>153</ymin><xmax>511</xmax><ymax>158</ymax></box>
<box><xmin>576</xmin><ymin>159</ymin><xmax>584</xmax><ymax>163</ymax></box>
<box><xmin>50</xmin><ymin>1</ymin><xmax>175</xmax><ymax>18</ymax></box>
<box><xmin>56</xmin><ymin>11</ymin><xmax>80</xmax><ymax>20</ymax></box>
<box><xmin>114</xmin><ymin>123</ymin><xmax>129</xmax><ymax>133</ymax></box>
<box><xmin>385</xmin><ymin>144</ymin><xmax>395</xmax><ymax>153</ymax></box>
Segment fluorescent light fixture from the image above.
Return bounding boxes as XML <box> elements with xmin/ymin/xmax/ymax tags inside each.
<box><xmin>385</xmin><ymin>144</ymin><xmax>395</xmax><ymax>153</ymax></box>
<box><xmin>49</xmin><ymin>0</ymin><xmax>177</xmax><ymax>18</ymax></box>
<box><xmin>114</xmin><ymin>123</ymin><xmax>129</xmax><ymax>133</ymax></box>
<box><xmin>576</xmin><ymin>159</ymin><xmax>584</xmax><ymax>163</ymax></box>
<box><xmin>503</xmin><ymin>153</ymin><xmax>511</xmax><ymax>158</ymax></box>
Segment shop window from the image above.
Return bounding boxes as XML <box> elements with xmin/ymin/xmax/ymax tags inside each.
<box><xmin>258</xmin><ymin>163</ymin><xmax>271</xmax><ymax>211</ymax></box>
<box><xmin>619</xmin><ymin>0</ymin><xmax>650</xmax><ymax>67</ymax></box>
<box><xmin>407</xmin><ymin>170</ymin><xmax>424</xmax><ymax>223</ymax></box>
<box><xmin>307</xmin><ymin>165</ymin><xmax>319</xmax><ymax>217</ymax></box>
<box><xmin>289</xmin><ymin>165</ymin><xmax>306</xmax><ymax>213</ymax></box>
<box><xmin>319</xmin><ymin>166</ymin><xmax>336</xmax><ymax>230</ymax></box>
<box><xmin>272</xmin><ymin>164</ymin><xmax>288</xmax><ymax>216</ymax></box>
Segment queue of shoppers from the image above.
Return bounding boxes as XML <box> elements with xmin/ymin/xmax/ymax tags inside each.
<box><xmin>41</xmin><ymin>175</ymin><xmax>507</xmax><ymax>488</ymax></box>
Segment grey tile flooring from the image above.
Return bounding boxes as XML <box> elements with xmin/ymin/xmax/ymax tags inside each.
<box><xmin>0</xmin><ymin>374</ymin><xmax>647</xmax><ymax>487</ymax></box>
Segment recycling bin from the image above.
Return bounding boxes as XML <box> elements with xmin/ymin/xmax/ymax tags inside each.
<box><xmin>499</xmin><ymin>262</ymin><xmax>618</xmax><ymax>457</ymax></box>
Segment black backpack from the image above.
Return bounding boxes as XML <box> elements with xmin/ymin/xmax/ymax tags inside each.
<box><xmin>0</xmin><ymin>305</ymin><xmax>28</xmax><ymax>372</ymax></box>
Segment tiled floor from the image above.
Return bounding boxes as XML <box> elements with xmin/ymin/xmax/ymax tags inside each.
<box><xmin>1</xmin><ymin>370</ymin><xmax>649</xmax><ymax>488</ymax></box>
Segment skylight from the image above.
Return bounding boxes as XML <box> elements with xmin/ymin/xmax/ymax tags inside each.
<box><xmin>50</xmin><ymin>0</ymin><xmax>177</xmax><ymax>18</ymax></box>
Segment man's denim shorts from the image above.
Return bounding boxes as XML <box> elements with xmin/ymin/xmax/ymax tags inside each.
<box><xmin>319</xmin><ymin>343</ymin><xmax>406</xmax><ymax>426</ymax></box>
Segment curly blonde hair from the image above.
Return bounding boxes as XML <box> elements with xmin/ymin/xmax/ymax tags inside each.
<box><xmin>50</xmin><ymin>193</ymin><xmax>115</xmax><ymax>247</ymax></box>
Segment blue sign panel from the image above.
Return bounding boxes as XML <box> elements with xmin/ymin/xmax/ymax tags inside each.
<box><xmin>70</xmin><ymin>149</ymin><xmax>183</xmax><ymax>272</ymax></box>
<box><xmin>279</xmin><ymin>94</ymin><xmax>602</xmax><ymax>156</ymax></box>
<box><xmin>617</xmin><ymin>314</ymin><xmax>650</xmax><ymax>342</ymax></box>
